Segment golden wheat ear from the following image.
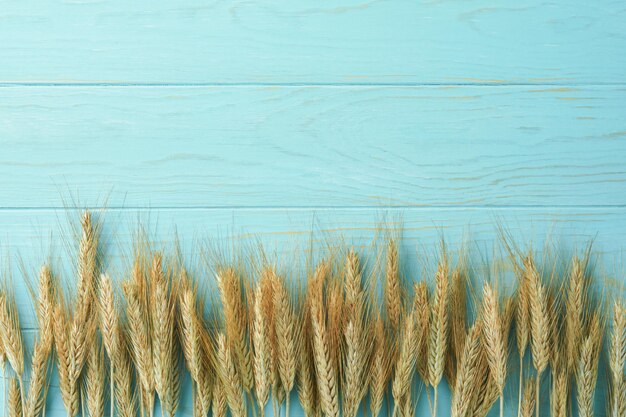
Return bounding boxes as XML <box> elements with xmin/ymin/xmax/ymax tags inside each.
<box><xmin>216</xmin><ymin>332</ymin><xmax>247</xmax><ymax>417</ymax></box>
<box><xmin>611</xmin><ymin>301</ymin><xmax>626</xmax><ymax>417</ymax></box>
<box><xmin>8</xmin><ymin>377</ymin><xmax>22</xmax><ymax>417</ymax></box>
<box><xmin>450</xmin><ymin>322</ymin><xmax>481</xmax><ymax>417</ymax></box>
<box><xmin>369</xmin><ymin>312</ymin><xmax>392</xmax><ymax>417</ymax></box>
<box><xmin>385</xmin><ymin>239</ymin><xmax>403</xmax><ymax>332</ymax></box>
<box><xmin>520</xmin><ymin>376</ymin><xmax>536</xmax><ymax>417</ymax></box>
<box><xmin>428</xmin><ymin>261</ymin><xmax>449</xmax><ymax>417</ymax></box>
<box><xmin>0</xmin><ymin>290</ymin><xmax>25</xmax><ymax>379</ymax></box>
<box><xmin>576</xmin><ymin>312</ymin><xmax>603</xmax><ymax>417</ymax></box>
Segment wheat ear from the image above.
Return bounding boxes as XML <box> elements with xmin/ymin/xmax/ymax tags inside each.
<box><xmin>54</xmin><ymin>302</ymin><xmax>77</xmax><ymax>417</ymax></box>
<box><xmin>251</xmin><ymin>283</ymin><xmax>270</xmax><ymax>417</ymax></box>
<box><xmin>515</xmin><ymin>265</ymin><xmax>530</xmax><ymax>417</ymax></box>
<box><xmin>217</xmin><ymin>333</ymin><xmax>246</xmax><ymax>417</ymax></box>
<box><xmin>179</xmin><ymin>278</ymin><xmax>203</xmax><ymax>385</ymax></box>
<box><xmin>272</xmin><ymin>272</ymin><xmax>298</xmax><ymax>417</ymax></box>
<box><xmin>391</xmin><ymin>313</ymin><xmax>418</xmax><ymax>417</ymax></box>
<box><xmin>550</xmin><ymin>368</ymin><xmax>568</xmax><ymax>417</ymax></box>
<box><xmin>576</xmin><ymin>313</ymin><xmax>603</xmax><ymax>417</ymax></box>
<box><xmin>150</xmin><ymin>254</ymin><xmax>180</xmax><ymax>417</ymax></box>
<box><xmin>429</xmin><ymin>262</ymin><xmax>449</xmax><ymax>417</ymax></box>
<box><xmin>123</xmin><ymin>264</ymin><xmax>154</xmax><ymax>417</ymax></box>
<box><xmin>369</xmin><ymin>313</ymin><xmax>392</xmax><ymax>417</ymax></box>
<box><xmin>113</xmin><ymin>335</ymin><xmax>137</xmax><ymax>417</ymax></box>
<box><xmin>565</xmin><ymin>257</ymin><xmax>586</xmax><ymax>372</ymax></box>
<box><xmin>385</xmin><ymin>239</ymin><xmax>402</xmax><ymax>331</ymax></box>
<box><xmin>520</xmin><ymin>377</ymin><xmax>536</xmax><ymax>417</ymax></box>
<box><xmin>524</xmin><ymin>256</ymin><xmax>550</xmax><ymax>417</ymax></box>
<box><xmin>413</xmin><ymin>282</ymin><xmax>430</xmax><ymax>383</ymax></box>
<box><xmin>298</xmin><ymin>295</ymin><xmax>318</xmax><ymax>417</ymax></box>
<box><xmin>24</xmin><ymin>337</ymin><xmax>52</xmax><ymax>417</ymax></box>
<box><xmin>0</xmin><ymin>291</ymin><xmax>24</xmax><ymax>380</ymax></box>
<box><xmin>481</xmin><ymin>283</ymin><xmax>507</xmax><ymax>417</ymax></box>
<box><xmin>451</xmin><ymin>323</ymin><xmax>481</xmax><ymax>417</ymax></box>
<box><xmin>309</xmin><ymin>262</ymin><xmax>339</xmax><ymax>417</ymax></box>
<box><xmin>216</xmin><ymin>267</ymin><xmax>254</xmax><ymax>394</ymax></box>
<box><xmin>8</xmin><ymin>377</ymin><xmax>22</xmax><ymax>417</ymax></box>
<box><xmin>611</xmin><ymin>301</ymin><xmax>626</xmax><ymax>417</ymax></box>
<box><xmin>86</xmin><ymin>340</ymin><xmax>106</xmax><ymax>417</ymax></box>
<box><xmin>212</xmin><ymin>379</ymin><xmax>228</xmax><ymax>417</ymax></box>
<box><xmin>448</xmin><ymin>269</ymin><xmax>467</xmax><ymax>387</ymax></box>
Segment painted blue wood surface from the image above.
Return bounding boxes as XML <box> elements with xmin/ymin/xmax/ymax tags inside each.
<box><xmin>1</xmin><ymin>0</ymin><xmax>625</xmax><ymax>416</ymax></box>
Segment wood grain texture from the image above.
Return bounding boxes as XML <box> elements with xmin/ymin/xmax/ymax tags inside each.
<box><xmin>1</xmin><ymin>86</ymin><xmax>625</xmax><ymax>208</ymax></box>
<box><xmin>0</xmin><ymin>0</ymin><xmax>624</xmax><ymax>84</ymax></box>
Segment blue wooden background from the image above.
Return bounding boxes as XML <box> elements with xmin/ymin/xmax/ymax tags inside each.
<box><xmin>1</xmin><ymin>0</ymin><xmax>626</xmax><ymax>416</ymax></box>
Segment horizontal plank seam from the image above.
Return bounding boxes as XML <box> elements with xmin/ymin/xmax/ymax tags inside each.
<box><xmin>2</xmin><ymin>82</ymin><xmax>626</xmax><ymax>88</ymax></box>
<box><xmin>1</xmin><ymin>205</ymin><xmax>626</xmax><ymax>211</ymax></box>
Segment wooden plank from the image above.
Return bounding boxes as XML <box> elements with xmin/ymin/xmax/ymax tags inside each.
<box><xmin>0</xmin><ymin>1</ymin><xmax>624</xmax><ymax>84</ymax></box>
<box><xmin>4</xmin><ymin>206</ymin><xmax>626</xmax><ymax>329</ymax></box>
<box><xmin>1</xmin><ymin>86</ymin><xmax>625</xmax><ymax>208</ymax></box>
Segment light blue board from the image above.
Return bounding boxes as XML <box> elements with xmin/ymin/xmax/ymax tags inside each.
<box><xmin>1</xmin><ymin>0</ymin><xmax>625</xmax><ymax>416</ymax></box>
<box><xmin>1</xmin><ymin>86</ymin><xmax>626</xmax><ymax>208</ymax></box>
<box><xmin>0</xmin><ymin>0</ymin><xmax>625</xmax><ymax>84</ymax></box>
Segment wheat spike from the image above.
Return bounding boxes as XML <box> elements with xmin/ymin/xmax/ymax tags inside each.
<box><xmin>413</xmin><ymin>282</ymin><xmax>430</xmax><ymax>382</ymax></box>
<box><xmin>385</xmin><ymin>239</ymin><xmax>402</xmax><ymax>331</ymax></box>
<box><xmin>480</xmin><ymin>283</ymin><xmax>507</xmax><ymax>401</ymax></box>
<box><xmin>112</xmin><ymin>337</ymin><xmax>137</xmax><ymax>417</ymax></box>
<box><xmin>451</xmin><ymin>323</ymin><xmax>481</xmax><ymax>417</ymax></box>
<box><xmin>37</xmin><ymin>266</ymin><xmax>54</xmax><ymax>350</ymax></box>
<box><xmin>150</xmin><ymin>254</ymin><xmax>180</xmax><ymax>417</ymax></box>
<box><xmin>179</xmin><ymin>279</ymin><xmax>202</xmax><ymax>384</ymax></box>
<box><xmin>309</xmin><ymin>262</ymin><xmax>340</xmax><ymax>417</ymax></box>
<box><xmin>447</xmin><ymin>269</ymin><xmax>467</xmax><ymax>387</ymax></box>
<box><xmin>520</xmin><ymin>377</ymin><xmax>536</xmax><ymax>417</ymax></box>
<box><xmin>565</xmin><ymin>257</ymin><xmax>586</xmax><ymax>372</ymax></box>
<box><xmin>429</xmin><ymin>262</ymin><xmax>449</xmax><ymax>417</ymax></box>
<box><xmin>212</xmin><ymin>380</ymin><xmax>228</xmax><ymax>417</ymax></box>
<box><xmin>86</xmin><ymin>340</ymin><xmax>106</xmax><ymax>417</ymax></box>
<box><xmin>272</xmin><ymin>272</ymin><xmax>298</xmax><ymax>409</ymax></box>
<box><xmin>369</xmin><ymin>313</ymin><xmax>392</xmax><ymax>417</ymax></box>
<box><xmin>54</xmin><ymin>302</ymin><xmax>79</xmax><ymax>417</ymax></box>
<box><xmin>217</xmin><ymin>333</ymin><xmax>246</xmax><ymax>417</ymax></box>
<box><xmin>24</xmin><ymin>338</ymin><xmax>52</xmax><ymax>417</ymax></box>
<box><xmin>616</xmin><ymin>374</ymin><xmax>626</xmax><ymax>417</ymax></box>
<box><xmin>391</xmin><ymin>313</ymin><xmax>418</xmax><ymax>417</ymax></box>
<box><xmin>612</xmin><ymin>301</ymin><xmax>626</xmax><ymax>417</ymax></box>
<box><xmin>298</xmin><ymin>297</ymin><xmax>318</xmax><ymax>417</ymax></box>
<box><xmin>576</xmin><ymin>313</ymin><xmax>603</xmax><ymax>417</ymax></box>
<box><xmin>515</xmin><ymin>267</ymin><xmax>530</xmax><ymax>417</ymax></box>
<box><xmin>123</xmin><ymin>263</ymin><xmax>154</xmax><ymax>416</ymax></box>
<box><xmin>8</xmin><ymin>377</ymin><xmax>22</xmax><ymax>417</ymax></box>
<box><xmin>342</xmin><ymin>319</ymin><xmax>368</xmax><ymax>417</ymax></box>
<box><xmin>550</xmin><ymin>369</ymin><xmax>568</xmax><ymax>417</ymax></box>
<box><xmin>251</xmin><ymin>283</ymin><xmax>270</xmax><ymax>416</ymax></box>
<box><xmin>216</xmin><ymin>267</ymin><xmax>254</xmax><ymax>394</ymax></box>
<box><xmin>0</xmin><ymin>291</ymin><xmax>24</xmax><ymax>378</ymax></box>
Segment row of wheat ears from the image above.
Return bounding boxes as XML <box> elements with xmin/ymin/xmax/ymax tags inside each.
<box><xmin>0</xmin><ymin>212</ymin><xmax>623</xmax><ymax>417</ymax></box>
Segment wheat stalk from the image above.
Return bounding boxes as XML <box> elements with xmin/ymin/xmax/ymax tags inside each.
<box><xmin>480</xmin><ymin>283</ymin><xmax>507</xmax><ymax>417</ymax></box>
<box><xmin>217</xmin><ymin>333</ymin><xmax>246</xmax><ymax>417</ymax></box>
<box><xmin>385</xmin><ymin>239</ymin><xmax>402</xmax><ymax>331</ymax></box>
<box><xmin>450</xmin><ymin>322</ymin><xmax>481</xmax><ymax>417</ymax></box>
<box><xmin>428</xmin><ymin>262</ymin><xmax>449</xmax><ymax>417</ymax></box>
